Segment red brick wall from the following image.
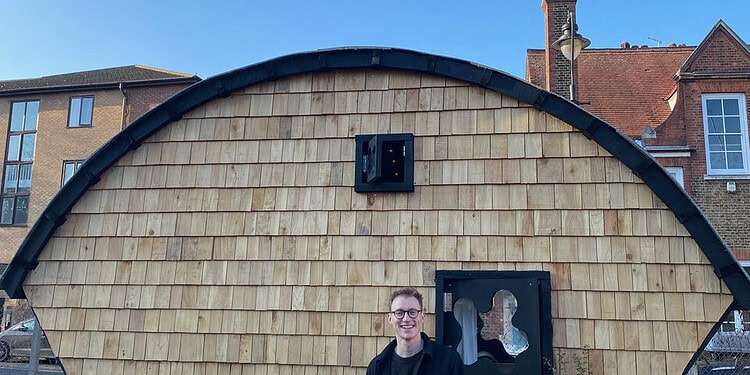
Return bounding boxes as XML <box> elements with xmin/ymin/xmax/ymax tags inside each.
<box><xmin>526</xmin><ymin>49</ymin><xmax>547</xmax><ymax>88</ymax></box>
<box><xmin>677</xmin><ymin>78</ymin><xmax>750</xmax><ymax>259</ymax></box>
<box><xmin>684</xmin><ymin>28</ymin><xmax>750</xmax><ymax>74</ymax></box>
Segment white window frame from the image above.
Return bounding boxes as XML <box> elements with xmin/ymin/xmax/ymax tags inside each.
<box><xmin>664</xmin><ymin>166</ymin><xmax>684</xmax><ymax>188</ymax></box>
<box><xmin>702</xmin><ymin>93</ymin><xmax>750</xmax><ymax>175</ymax></box>
<box><xmin>62</xmin><ymin>160</ymin><xmax>84</xmax><ymax>186</ymax></box>
<box><xmin>720</xmin><ymin>310</ymin><xmax>750</xmax><ymax>333</ymax></box>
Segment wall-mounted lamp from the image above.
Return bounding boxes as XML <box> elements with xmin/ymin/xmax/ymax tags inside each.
<box><xmin>551</xmin><ymin>11</ymin><xmax>591</xmax><ymax>102</ymax></box>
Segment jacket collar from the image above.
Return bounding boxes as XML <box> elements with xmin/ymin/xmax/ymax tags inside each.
<box><xmin>374</xmin><ymin>333</ymin><xmax>434</xmax><ymax>370</ymax></box>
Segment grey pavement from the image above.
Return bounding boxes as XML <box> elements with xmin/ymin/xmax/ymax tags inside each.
<box><xmin>0</xmin><ymin>362</ymin><xmax>64</xmax><ymax>374</ymax></box>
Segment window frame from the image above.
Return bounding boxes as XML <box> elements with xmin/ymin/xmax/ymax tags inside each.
<box><xmin>61</xmin><ymin>160</ymin><xmax>85</xmax><ymax>186</ymax></box>
<box><xmin>1</xmin><ymin>99</ymin><xmax>39</xmax><ymax>226</ymax></box>
<box><xmin>67</xmin><ymin>95</ymin><xmax>95</xmax><ymax>128</ymax></box>
<box><xmin>702</xmin><ymin>93</ymin><xmax>750</xmax><ymax>175</ymax></box>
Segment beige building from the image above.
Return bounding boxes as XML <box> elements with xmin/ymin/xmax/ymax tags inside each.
<box><xmin>1</xmin><ymin>49</ymin><xmax>748</xmax><ymax>374</ymax></box>
<box><xmin>0</xmin><ymin>65</ymin><xmax>199</xmax><ymax>262</ymax></box>
<box><xmin>0</xmin><ymin>66</ymin><xmax>199</xmax><ymax>324</ymax></box>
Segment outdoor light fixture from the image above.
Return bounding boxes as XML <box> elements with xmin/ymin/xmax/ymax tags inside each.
<box><xmin>551</xmin><ymin>11</ymin><xmax>591</xmax><ymax>102</ymax></box>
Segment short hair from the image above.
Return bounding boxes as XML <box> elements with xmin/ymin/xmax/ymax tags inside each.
<box><xmin>389</xmin><ymin>288</ymin><xmax>423</xmax><ymax>309</ymax></box>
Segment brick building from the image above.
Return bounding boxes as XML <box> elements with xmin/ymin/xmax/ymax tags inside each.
<box><xmin>0</xmin><ymin>65</ymin><xmax>200</xmax><ymax>263</ymax></box>
<box><xmin>0</xmin><ymin>66</ymin><xmax>199</xmax><ymax>324</ymax></box>
<box><xmin>527</xmin><ymin>2</ymin><xmax>750</xmax><ymax>262</ymax></box>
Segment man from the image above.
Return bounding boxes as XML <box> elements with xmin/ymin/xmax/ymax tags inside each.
<box><xmin>367</xmin><ymin>288</ymin><xmax>463</xmax><ymax>375</ymax></box>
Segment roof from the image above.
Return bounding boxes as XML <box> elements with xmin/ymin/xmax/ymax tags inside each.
<box><xmin>680</xmin><ymin>20</ymin><xmax>750</xmax><ymax>78</ymax></box>
<box><xmin>0</xmin><ymin>65</ymin><xmax>200</xmax><ymax>96</ymax></box>
<box><xmin>1</xmin><ymin>48</ymin><xmax>749</xmax><ymax>315</ymax></box>
<box><xmin>526</xmin><ymin>47</ymin><xmax>694</xmax><ymax>138</ymax></box>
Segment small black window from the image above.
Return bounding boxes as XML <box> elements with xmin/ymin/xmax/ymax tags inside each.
<box><xmin>68</xmin><ymin>96</ymin><xmax>94</xmax><ymax>127</ymax></box>
<box><xmin>2</xmin><ymin>100</ymin><xmax>38</xmax><ymax>225</ymax></box>
<box><xmin>62</xmin><ymin>160</ymin><xmax>84</xmax><ymax>186</ymax></box>
<box><xmin>355</xmin><ymin>133</ymin><xmax>414</xmax><ymax>192</ymax></box>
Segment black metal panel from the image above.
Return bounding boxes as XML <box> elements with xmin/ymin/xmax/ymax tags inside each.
<box><xmin>0</xmin><ymin>47</ymin><xmax>747</xmax><ymax>321</ymax></box>
<box><xmin>354</xmin><ymin>133</ymin><xmax>414</xmax><ymax>192</ymax></box>
<box><xmin>436</xmin><ymin>271</ymin><xmax>553</xmax><ymax>375</ymax></box>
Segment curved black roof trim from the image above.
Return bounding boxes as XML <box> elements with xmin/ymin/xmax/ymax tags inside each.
<box><xmin>2</xmin><ymin>47</ymin><xmax>749</xmax><ymax>307</ymax></box>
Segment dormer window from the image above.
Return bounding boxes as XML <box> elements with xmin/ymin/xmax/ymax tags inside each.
<box><xmin>702</xmin><ymin>94</ymin><xmax>749</xmax><ymax>175</ymax></box>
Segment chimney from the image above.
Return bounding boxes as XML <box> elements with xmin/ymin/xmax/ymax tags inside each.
<box><xmin>542</xmin><ymin>0</ymin><xmax>577</xmax><ymax>99</ymax></box>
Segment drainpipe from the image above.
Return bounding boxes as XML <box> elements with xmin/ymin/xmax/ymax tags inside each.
<box><xmin>119</xmin><ymin>82</ymin><xmax>128</xmax><ymax>130</ymax></box>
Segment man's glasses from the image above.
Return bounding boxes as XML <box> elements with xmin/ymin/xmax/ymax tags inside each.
<box><xmin>391</xmin><ymin>309</ymin><xmax>422</xmax><ymax>319</ymax></box>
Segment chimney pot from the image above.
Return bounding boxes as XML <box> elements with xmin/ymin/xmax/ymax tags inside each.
<box><xmin>620</xmin><ymin>41</ymin><xmax>631</xmax><ymax>48</ymax></box>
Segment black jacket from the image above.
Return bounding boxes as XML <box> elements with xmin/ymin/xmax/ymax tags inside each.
<box><xmin>366</xmin><ymin>333</ymin><xmax>464</xmax><ymax>375</ymax></box>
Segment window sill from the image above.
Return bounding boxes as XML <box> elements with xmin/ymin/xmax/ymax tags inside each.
<box><xmin>66</xmin><ymin>126</ymin><xmax>93</xmax><ymax>129</ymax></box>
<box><xmin>704</xmin><ymin>175</ymin><xmax>750</xmax><ymax>180</ymax></box>
<box><xmin>0</xmin><ymin>224</ymin><xmax>29</xmax><ymax>228</ymax></box>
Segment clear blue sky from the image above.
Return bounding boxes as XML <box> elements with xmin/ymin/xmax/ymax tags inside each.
<box><xmin>2</xmin><ymin>1</ymin><xmax>748</xmax><ymax>82</ymax></box>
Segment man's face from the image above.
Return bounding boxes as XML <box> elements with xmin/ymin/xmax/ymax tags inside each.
<box><xmin>389</xmin><ymin>295</ymin><xmax>424</xmax><ymax>341</ymax></box>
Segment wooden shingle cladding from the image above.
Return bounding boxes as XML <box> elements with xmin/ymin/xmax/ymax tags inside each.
<box><xmin>7</xmin><ymin>56</ymin><xmax>739</xmax><ymax>374</ymax></box>
<box><xmin>2</xmin><ymin>45</ymin><xmax>750</xmax><ymax>374</ymax></box>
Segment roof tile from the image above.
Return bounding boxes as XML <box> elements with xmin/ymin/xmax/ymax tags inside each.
<box><xmin>0</xmin><ymin>65</ymin><xmax>198</xmax><ymax>93</ymax></box>
<box><xmin>527</xmin><ymin>47</ymin><xmax>693</xmax><ymax>138</ymax></box>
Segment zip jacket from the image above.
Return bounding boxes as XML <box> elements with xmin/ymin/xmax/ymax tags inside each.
<box><xmin>366</xmin><ymin>333</ymin><xmax>464</xmax><ymax>375</ymax></box>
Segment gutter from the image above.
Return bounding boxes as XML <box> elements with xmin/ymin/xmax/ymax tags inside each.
<box><xmin>0</xmin><ymin>77</ymin><xmax>200</xmax><ymax>98</ymax></box>
<box><xmin>677</xmin><ymin>72</ymin><xmax>750</xmax><ymax>80</ymax></box>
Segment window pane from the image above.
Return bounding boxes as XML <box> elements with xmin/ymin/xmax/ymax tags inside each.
<box><xmin>17</xmin><ymin>164</ymin><xmax>32</xmax><ymax>193</ymax></box>
<box><xmin>706</xmin><ymin>99</ymin><xmax>723</xmax><ymax>115</ymax></box>
<box><xmin>3</xmin><ymin>165</ymin><xmax>18</xmax><ymax>193</ymax></box>
<box><xmin>727</xmin><ymin>152</ymin><xmax>744</xmax><ymax>169</ymax></box>
<box><xmin>14</xmin><ymin>196</ymin><xmax>28</xmax><ymax>224</ymax></box>
<box><xmin>69</xmin><ymin>97</ymin><xmax>81</xmax><ymax>127</ymax></box>
<box><xmin>724</xmin><ymin>98</ymin><xmax>740</xmax><ymax>116</ymax></box>
<box><xmin>1</xmin><ymin>197</ymin><xmax>13</xmax><ymax>224</ymax></box>
<box><xmin>7</xmin><ymin>135</ymin><xmax>21</xmax><ymax>161</ymax></box>
<box><xmin>707</xmin><ymin>117</ymin><xmax>724</xmax><ymax>133</ymax></box>
<box><xmin>24</xmin><ymin>101</ymin><xmax>39</xmax><ymax>131</ymax></box>
<box><xmin>80</xmin><ymin>97</ymin><xmax>93</xmax><ymax>125</ymax></box>
<box><xmin>708</xmin><ymin>135</ymin><xmax>725</xmax><ymax>151</ymax></box>
<box><xmin>726</xmin><ymin>135</ymin><xmax>743</xmax><ymax>151</ymax></box>
<box><xmin>10</xmin><ymin>102</ymin><xmax>25</xmax><ymax>131</ymax></box>
<box><xmin>63</xmin><ymin>162</ymin><xmax>76</xmax><ymax>185</ymax></box>
<box><xmin>21</xmin><ymin>134</ymin><xmax>36</xmax><ymax>161</ymax></box>
<box><xmin>710</xmin><ymin>152</ymin><xmax>727</xmax><ymax>170</ymax></box>
<box><xmin>725</xmin><ymin>116</ymin><xmax>741</xmax><ymax>133</ymax></box>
